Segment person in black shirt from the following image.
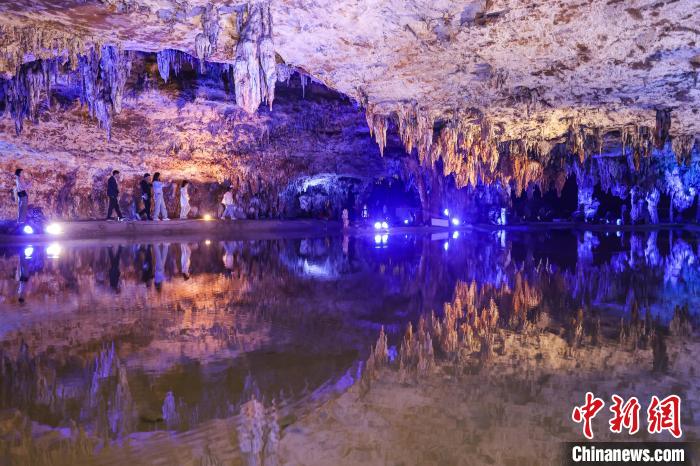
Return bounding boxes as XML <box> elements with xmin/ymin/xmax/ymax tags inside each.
<box><xmin>108</xmin><ymin>245</ymin><xmax>122</xmax><ymax>293</ymax></box>
<box><xmin>106</xmin><ymin>170</ymin><xmax>124</xmax><ymax>221</ymax></box>
<box><xmin>139</xmin><ymin>173</ymin><xmax>153</xmax><ymax>220</ymax></box>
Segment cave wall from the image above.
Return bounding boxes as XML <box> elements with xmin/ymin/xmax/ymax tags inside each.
<box><xmin>0</xmin><ymin>53</ymin><xmax>390</xmax><ymax>220</ymax></box>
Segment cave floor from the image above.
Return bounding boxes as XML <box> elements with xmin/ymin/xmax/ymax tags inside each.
<box><xmin>1</xmin><ymin>218</ymin><xmax>697</xmax><ymax>245</ymax></box>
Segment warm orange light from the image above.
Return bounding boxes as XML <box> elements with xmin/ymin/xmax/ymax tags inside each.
<box><xmin>203</xmin><ymin>214</ymin><xmax>213</xmax><ymax>221</ymax></box>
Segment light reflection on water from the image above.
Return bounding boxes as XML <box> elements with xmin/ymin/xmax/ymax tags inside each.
<box><xmin>0</xmin><ymin>230</ymin><xmax>698</xmax><ymax>464</ymax></box>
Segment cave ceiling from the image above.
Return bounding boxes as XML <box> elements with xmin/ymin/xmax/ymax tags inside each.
<box><xmin>2</xmin><ymin>0</ymin><xmax>698</xmax><ymax>134</ymax></box>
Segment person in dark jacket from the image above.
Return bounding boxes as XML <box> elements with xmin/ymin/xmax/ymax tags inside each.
<box><xmin>106</xmin><ymin>170</ymin><xmax>124</xmax><ymax>221</ymax></box>
<box><xmin>139</xmin><ymin>173</ymin><xmax>153</xmax><ymax>220</ymax></box>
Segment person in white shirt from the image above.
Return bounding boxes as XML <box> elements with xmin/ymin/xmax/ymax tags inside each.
<box><xmin>180</xmin><ymin>243</ymin><xmax>191</xmax><ymax>279</ymax></box>
<box><xmin>152</xmin><ymin>172</ymin><xmax>169</xmax><ymax>221</ymax></box>
<box><xmin>179</xmin><ymin>180</ymin><xmax>191</xmax><ymax>219</ymax></box>
<box><xmin>14</xmin><ymin>168</ymin><xmax>29</xmax><ymax>224</ymax></box>
<box><xmin>221</xmin><ymin>186</ymin><xmax>236</xmax><ymax>220</ymax></box>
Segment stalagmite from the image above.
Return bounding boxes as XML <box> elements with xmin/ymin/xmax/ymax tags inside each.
<box><xmin>646</xmin><ymin>187</ymin><xmax>660</xmax><ymax>224</ymax></box>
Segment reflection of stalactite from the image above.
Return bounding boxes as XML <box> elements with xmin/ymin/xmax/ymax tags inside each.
<box><xmin>669</xmin><ymin>305</ymin><xmax>692</xmax><ymax>338</ymax></box>
<box><xmin>237</xmin><ymin>395</ymin><xmax>279</xmax><ymax>466</ymax></box>
<box><xmin>162</xmin><ymin>391</ymin><xmax>180</xmax><ymax>430</ymax></box>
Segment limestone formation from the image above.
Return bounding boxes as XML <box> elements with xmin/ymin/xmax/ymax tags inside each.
<box><xmin>0</xmin><ymin>0</ymin><xmax>698</xmax><ymax>220</ymax></box>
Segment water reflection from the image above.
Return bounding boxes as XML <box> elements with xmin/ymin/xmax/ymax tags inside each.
<box><xmin>0</xmin><ymin>230</ymin><xmax>698</xmax><ymax>464</ymax></box>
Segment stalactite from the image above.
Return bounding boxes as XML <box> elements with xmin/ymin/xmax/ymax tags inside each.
<box><xmin>299</xmin><ymin>72</ymin><xmax>310</xmax><ymax>98</ymax></box>
<box><xmin>202</xmin><ymin>4</ymin><xmax>221</xmax><ymax>53</ymax></box>
<box><xmin>194</xmin><ymin>33</ymin><xmax>212</xmax><ymax>73</ymax></box>
<box><xmin>671</xmin><ymin>134</ymin><xmax>695</xmax><ymax>166</ymax></box>
<box><xmin>654</xmin><ymin>109</ymin><xmax>672</xmax><ymax>150</ymax></box>
<box><xmin>396</xmin><ymin>103</ymin><xmax>434</xmax><ymax>163</ymax></box>
<box><xmin>156</xmin><ymin>49</ymin><xmax>196</xmax><ymax>83</ymax></box>
<box><xmin>276</xmin><ymin>63</ymin><xmax>293</xmax><ymax>84</ymax></box>
<box><xmin>233</xmin><ymin>1</ymin><xmax>277</xmax><ymax>113</ymax></box>
<box><xmin>364</xmin><ymin>104</ymin><xmax>388</xmax><ymax>156</ymax></box>
<box><xmin>0</xmin><ymin>25</ymin><xmax>97</xmax><ymax>76</ymax></box>
<box><xmin>77</xmin><ymin>45</ymin><xmax>133</xmax><ymax>139</ymax></box>
<box><xmin>621</xmin><ymin>124</ymin><xmax>653</xmax><ymax>171</ymax></box>
<box><xmin>2</xmin><ymin>60</ymin><xmax>46</xmax><ymax>134</ymax></box>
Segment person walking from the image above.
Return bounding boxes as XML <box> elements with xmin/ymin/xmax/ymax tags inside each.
<box><xmin>139</xmin><ymin>173</ymin><xmax>153</xmax><ymax>220</ymax></box>
<box><xmin>180</xmin><ymin>180</ymin><xmax>191</xmax><ymax>219</ymax></box>
<box><xmin>221</xmin><ymin>186</ymin><xmax>236</xmax><ymax>220</ymax></box>
<box><xmin>14</xmin><ymin>168</ymin><xmax>29</xmax><ymax>224</ymax></box>
<box><xmin>152</xmin><ymin>172</ymin><xmax>169</xmax><ymax>221</ymax></box>
<box><xmin>106</xmin><ymin>170</ymin><xmax>124</xmax><ymax>221</ymax></box>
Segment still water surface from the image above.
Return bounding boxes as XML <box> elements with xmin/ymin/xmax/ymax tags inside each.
<box><xmin>0</xmin><ymin>229</ymin><xmax>698</xmax><ymax>464</ymax></box>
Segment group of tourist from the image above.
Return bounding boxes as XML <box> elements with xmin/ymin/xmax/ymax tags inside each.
<box><xmin>12</xmin><ymin>168</ymin><xmax>238</xmax><ymax>223</ymax></box>
<box><xmin>107</xmin><ymin>170</ymin><xmax>187</xmax><ymax>221</ymax></box>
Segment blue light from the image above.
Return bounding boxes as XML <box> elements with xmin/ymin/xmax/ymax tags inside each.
<box><xmin>24</xmin><ymin>246</ymin><xmax>34</xmax><ymax>258</ymax></box>
<box><xmin>374</xmin><ymin>234</ymin><xmax>382</xmax><ymax>244</ymax></box>
<box><xmin>443</xmin><ymin>241</ymin><xmax>449</xmax><ymax>251</ymax></box>
<box><xmin>443</xmin><ymin>208</ymin><xmax>449</xmax><ymax>216</ymax></box>
<box><xmin>451</xmin><ymin>218</ymin><xmax>460</xmax><ymax>226</ymax></box>
<box><xmin>382</xmin><ymin>234</ymin><xmax>388</xmax><ymax>244</ymax></box>
<box><xmin>381</xmin><ymin>221</ymin><xmax>388</xmax><ymax>229</ymax></box>
<box><xmin>22</xmin><ymin>225</ymin><xmax>34</xmax><ymax>235</ymax></box>
<box><xmin>403</xmin><ymin>219</ymin><xmax>409</xmax><ymax>225</ymax></box>
<box><xmin>452</xmin><ymin>231</ymin><xmax>459</xmax><ymax>239</ymax></box>
<box><xmin>374</xmin><ymin>221</ymin><xmax>382</xmax><ymax>230</ymax></box>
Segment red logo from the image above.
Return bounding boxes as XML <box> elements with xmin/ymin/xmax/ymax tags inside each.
<box><xmin>647</xmin><ymin>395</ymin><xmax>682</xmax><ymax>438</ymax></box>
<box><xmin>609</xmin><ymin>395</ymin><xmax>641</xmax><ymax>435</ymax></box>
<box><xmin>572</xmin><ymin>393</ymin><xmax>682</xmax><ymax>439</ymax></box>
<box><xmin>572</xmin><ymin>392</ymin><xmax>605</xmax><ymax>440</ymax></box>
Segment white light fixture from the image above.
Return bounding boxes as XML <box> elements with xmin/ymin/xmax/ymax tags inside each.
<box><xmin>45</xmin><ymin>223</ymin><xmax>63</xmax><ymax>235</ymax></box>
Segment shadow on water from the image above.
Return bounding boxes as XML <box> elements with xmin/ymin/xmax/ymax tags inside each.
<box><xmin>0</xmin><ymin>229</ymin><xmax>698</xmax><ymax>464</ymax></box>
